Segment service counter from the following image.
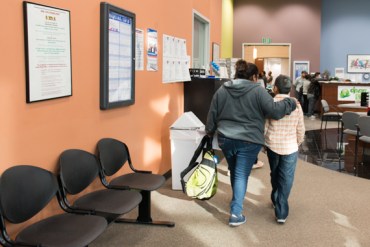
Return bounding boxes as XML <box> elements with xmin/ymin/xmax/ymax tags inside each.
<box><xmin>320</xmin><ymin>81</ymin><xmax>370</xmax><ymax>113</ymax></box>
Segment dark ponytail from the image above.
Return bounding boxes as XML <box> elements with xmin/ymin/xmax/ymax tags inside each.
<box><xmin>234</xmin><ymin>59</ymin><xmax>259</xmax><ymax>80</ymax></box>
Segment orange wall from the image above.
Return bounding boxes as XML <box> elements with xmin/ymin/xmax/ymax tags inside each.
<box><xmin>0</xmin><ymin>0</ymin><xmax>222</xmax><ymax>235</ymax></box>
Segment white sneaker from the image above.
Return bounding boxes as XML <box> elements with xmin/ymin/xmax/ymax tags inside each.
<box><xmin>276</xmin><ymin>218</ymin><xmax>287</xmax><ymax>224</ymax></box>
<box><xmin>309</xmin><ymin>115</ymin><xmax>316</xmax><ymax>120</ymax></box>
<box><xmin>252</xmin><ymin>160</ymin><xmax>264</xmax><ymax>169</ymax></box>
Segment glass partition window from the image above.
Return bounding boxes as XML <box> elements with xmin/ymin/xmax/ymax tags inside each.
<box><xmin>192</xmin><ymin>11</ymin><xmax>209</xmax><ymax>69</ymax></box>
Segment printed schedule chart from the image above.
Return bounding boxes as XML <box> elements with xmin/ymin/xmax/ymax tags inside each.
<box><xmin>108</xmin><ymin>11</ymin><xmax>133</xmax><ymax>103</ymax></box>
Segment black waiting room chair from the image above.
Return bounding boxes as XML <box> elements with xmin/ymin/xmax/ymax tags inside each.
<box><xmin>320</xmin><ymin>99</ymin><xmax>342</xmax><ymax>132</ymax></box>
<box><xmin>357</xmin><ymin>116</ymin><xmax>370</xmax><ymax>174</ymax></box>
<box><xmin>339</xmin><ymin>111</ymin><xmax>361</xmax><ymax>173</ymax></box>
<box><xmin>58</xmin><ymin>149</ymin><xmax>142</xmax><ymax>224</ymax></box>
<box><xmin>97</xmin><ymin>138</ymin><xmax>175</xmax><ymax>227</ymax></box>
<box><xmin>0</xmin><ymin>165</ymin><xmax>107</xmax><ymax>247</ymax></box>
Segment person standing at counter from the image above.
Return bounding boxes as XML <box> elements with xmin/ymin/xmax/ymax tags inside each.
<box><xmin>267</xmin><ymin>71</ymin><xmax>273</xmax><ymax>85</ymax></box>
<box><xmin>302</xmin><ymin>74</ymin><xmax>311</xmax><ymax>114</ymax></box>
<box><xmin>294</xmin><ymin>70</ymin><xmax>308</xmax><ymax>106</ymax></box>
<box><xmin>307</xmin><ymin>73</ymin><xmax>321</xmax><ymax>119</ymax></box>
<box><xmin>205</xmin><ymin>59</ymin><xmax>297</xmax><ymax>227</ymax></box>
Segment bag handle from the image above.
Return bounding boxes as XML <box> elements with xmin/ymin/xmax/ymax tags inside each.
<box><xmin>188</xmin><ymin>135</ymin><xmax>212</xmax><ymax>166</ymax></box>
<box><xmin>180</xmin><ymin>135</ymin><xmax>212</xmax><ymax>193</ymax></box>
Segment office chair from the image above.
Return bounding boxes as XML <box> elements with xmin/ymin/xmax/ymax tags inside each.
<box><xmin>0</xmin><ymin>165</ymin><xmax>107</xmax><ymax>247</ymax></box>
<box><xmin>320</xmin><ymin>99</ymin><xmax>342</xmax><ymax>132</ymax></box>
<box><xmin>357</xmin><ymin>116</ymin><xmax>370</xmax><ymax>175</ymax></box>
<box><xmin>97</xmin><ymin>137</ymin><xmax>175</xmax><ymax>227</ymax></box>
<box><xmin>339</xmin><ymin>112</ymin><xmax>361</xmax><ymax>174</ymax></box>
<box><xmin>58</xmin><ymin>149</ymin><xmax>142</xmax><ymax>224</ymax></box>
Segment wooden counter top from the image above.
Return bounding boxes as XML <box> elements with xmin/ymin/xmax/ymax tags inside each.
<box><xmin>319</xmin><ymin>81</ymin><xmax>370</xmax><ymax>85</ymax></box>
<box><xmin>320</xmin><ymin>81</ymin><xmax>370</xmax><ymax>113</ymax></box>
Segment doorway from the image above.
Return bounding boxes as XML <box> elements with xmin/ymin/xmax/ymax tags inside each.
<box><xmin>242</xmin><ymin>43</ymin><xmax>291</xmax><ymax>84</ymax></box>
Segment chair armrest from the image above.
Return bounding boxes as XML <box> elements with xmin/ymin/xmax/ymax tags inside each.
<box><xmin>356</xmin><ymin>124</ymin><xmax>361</xmax><ymax>136</ymax></box>
<box><xmin>59</xmin><ymin>200</ymin><xmax>96</xmax><ymax>215</ymax></box>
<box><xmin>5</xmin><ymin>240</ymin><xmax>40</xmax><ymax>247</ymax></box>
<box><xmin>56</xmin><ymin>190</ymin><xmax>96</xmax><ymax>215</ymax></box>
<box><xmin>127</xmin><ymin>160</ymin><xmax>152</xmax><ymax>174</ymax></box>
<box><xmin>65</xmin><ymin>207</ymin><xmax>97</xmax><ymax>215</ymax></box>
<box><xmin>329</xmin><ymin>104</ymin><xmax>342</xmax><ymax>114</ymax></box>
<box><xmin>134</xmin><ymin>169</ymin><xmax>152</xmax><ymax>174</ymax></box>
<box><xmin>107</xmin><ymin>184</ymin><xmax>131</xmax><ymax>190</ymax></box>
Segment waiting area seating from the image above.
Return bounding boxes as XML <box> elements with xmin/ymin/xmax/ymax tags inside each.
<box><xmin>59</xmin><ymin>149</ymin><xmax>142</xmax><ymax>223</ymax></box>
<box><xmin>0</xmin><ymin>138</ymin><xmax>174</xmax><ymax>247</ymax></box>
<box><xmin>320</xmin><ymin>99</ymin><xmax>342</xmax><ymax>132</ymax></box>
<box><xmin>356</xmin><ymin>116</ymin><xmax>370</xmax><ymax>174</ymax></box>
<box><xmin>339</xmin><ymin>112</ymin><xmax>361</xmax><ymax>173</ymax></box>
<box><xmin>97</xmin><ymin>138</ymin><xmax>175</xmax><ymax>227</ymax></box>
<box><xmin>0</xmin><ymin>165</ymin><xmax>108</xmax><ymax>247</ymax></box>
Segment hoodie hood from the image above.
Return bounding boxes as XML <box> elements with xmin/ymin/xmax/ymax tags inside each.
<box><xmin>224</xmin><ymin>79</ymin><xmax>260</xmax><ymax>98</ymax></box>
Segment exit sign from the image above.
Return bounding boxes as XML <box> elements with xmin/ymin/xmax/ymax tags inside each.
<box><xmin>262</xmin><ymin>37</ymin><xmax>271</xmax><ymax>44</ymax></box>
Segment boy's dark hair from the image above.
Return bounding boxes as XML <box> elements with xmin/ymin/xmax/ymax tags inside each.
<box><xmin>275</xmin><ymin>74</ymin><xmax>292</xmax><ymax>94</ymax></box>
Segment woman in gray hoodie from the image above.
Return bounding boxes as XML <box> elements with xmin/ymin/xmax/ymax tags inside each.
<box><xmin>206</xmin><ymin>60</ymin><xmax>297</xmax><ymax>227</ymax></box>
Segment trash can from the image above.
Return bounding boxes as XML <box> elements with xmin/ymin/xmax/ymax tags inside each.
<box><xmin>170</xmin><ymin>112</ymin><xmax>205</xmax><ymax>190</ymax></box>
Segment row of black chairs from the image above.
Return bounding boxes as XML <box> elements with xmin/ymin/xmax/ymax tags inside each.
<box><xmin>339</xmin><ymin>113</ymin><xmax>370</xmax><ymax>175</ymax></box>
<box><xmin>0</xmin><ymin>138</ymin><xmax>174</xmax><ymax>247</ymax></box>
<box><xmin>319</xmin><ymin>100</ymin><xmax>370</xmax><ymax>174</ymax></box>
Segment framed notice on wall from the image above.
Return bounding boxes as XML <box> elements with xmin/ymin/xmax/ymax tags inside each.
<box><xmin>100</xmin><ymin>2</ymin><xmax>135</xmax><ymax>110</ymax></box>
<box><xmin>293</xmin><ymin>61</ymin><xmax>310</xmax><ymax>82</ymax></box>
<box><xmin>23</xmin><ymin>2</ymin><xmax>72</xmax><ymax>103</ymax></box>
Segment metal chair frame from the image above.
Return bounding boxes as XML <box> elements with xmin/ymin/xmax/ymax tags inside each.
<box><xmin>339</xmin><ymin>112</ymin><xmax>361</xmax><ymax>174</ymax></box>
<box><xmin>97</xmin><ymin>138</ymin><xmax>175</xmax><ymax>227</ymax></box>
<box><xmin>320</xmin><ymin>99</ymin><xmax>342</xmax><ymax>133</ymax></box>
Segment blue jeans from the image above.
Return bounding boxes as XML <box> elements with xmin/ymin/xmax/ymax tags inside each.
<box><xmin>218</xmin><ymin>135</ymin><xmax>262</xmax><ymax>216</ymax></box>
<box><xmin>266</xmin><ymin>148</ymin><xmax>298</xmax><ymax>220</ymax></box>
<box><xmin>307</xmin><ymin>94</ymin><xmax>317</xmax><ymax>117</ymax></box>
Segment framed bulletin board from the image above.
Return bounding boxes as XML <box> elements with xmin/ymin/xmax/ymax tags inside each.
<box><xmin>100</xmin><ymin>2</ymin><xmax>135</xmax><ymax>109</ymax></box>
<box><xmin>23</xmin><ymin>2</ymin><xmax>72</xmax><ymax>103</ymax></box>
<box><xmin>293</xmin><ymin>60</ymin><xmax>310</xmax><ymax>82</ymax></box>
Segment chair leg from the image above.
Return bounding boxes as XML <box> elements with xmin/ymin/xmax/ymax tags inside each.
<box><xmin>337</xmin><ymin>121</ymin><xmax>340</xmax><ymax>135</ymax></box>
<box><xmin>361</xmin><ymin>143</ymin><xmax>369</xmax><ymax>173</ymax></box>
<box><xmin>338</xmin><ymin>129</ymin><xmax>344</xmax><ymax>172</ymax></box>
<box><xmin>115</xmin><ymin>190</ymin><xmax>175</xmax><ymax>227</ymax></box>
<box><xmin>354</xmin><ymin>135</ymin><xmax>359</xmax><ymax>176</ymax></box>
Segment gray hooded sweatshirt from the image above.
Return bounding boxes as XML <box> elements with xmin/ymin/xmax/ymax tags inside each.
<box><xmin>206</xmin><ymin>78</ymin><xmax>297</xmax><ymax>145</ymax></box>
